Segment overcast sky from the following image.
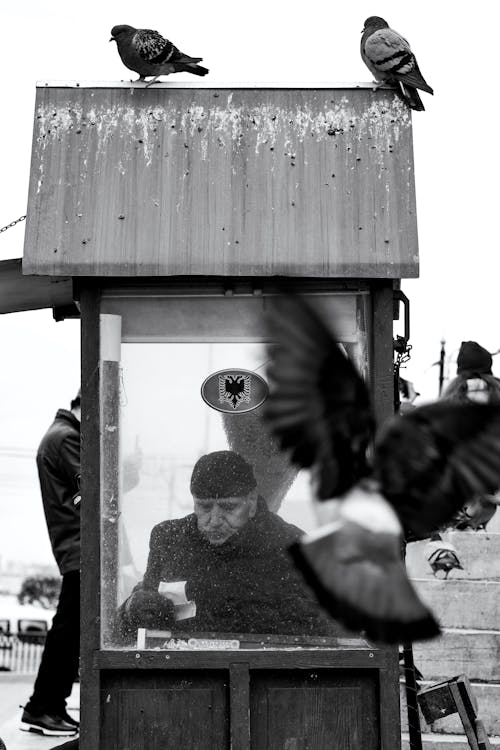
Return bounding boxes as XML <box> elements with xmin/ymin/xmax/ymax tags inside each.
<box><xmin>1</xmin><ymin>0</ymin><xmax>499</xmax><ymax>565</ymax></box>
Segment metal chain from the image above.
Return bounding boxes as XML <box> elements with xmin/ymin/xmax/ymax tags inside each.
<box><xmin>0</xmin><ymin>215</ymin><xmax>26</xmax><ymax>234</ymax></box>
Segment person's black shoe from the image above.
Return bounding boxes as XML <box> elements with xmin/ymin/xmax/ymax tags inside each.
<box><xmin>57</xmin><ymin>710</ymin><xmax>79</xmax><ymax>730</ymax></box>
<box><xmin>20</xmin><ymin>708</ymin><xmax>78</xmax><ymax>736</ymax></box>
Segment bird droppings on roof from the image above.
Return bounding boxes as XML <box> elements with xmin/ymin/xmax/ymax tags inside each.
<box><xmin>33</xmin><ymin>91</ymin><xmax>410</xmax><ymax>175</ymax></box>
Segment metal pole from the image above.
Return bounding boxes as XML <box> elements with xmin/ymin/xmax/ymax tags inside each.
<box><xmin>402</xmin><ymin>642</ymin><xmax>423</xmax><ymax>750</ymax></box>
<box><xmin>438</xmin><ymin>339</ymin><xmax>446</xmax><ymax>396</ymax></box>
<box><xmin>394</xmin><ymin>347</ymin><xmax>423</xmax><ymax>750</ymax></box>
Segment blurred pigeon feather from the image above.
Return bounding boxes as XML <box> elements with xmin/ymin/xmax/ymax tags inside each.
<box><xmin>289</xmin><ymin>481</ymin><xmax>439</xmax><ymax>642</ymax></box>
<box><xmin>264</xmin><ymin>293</ymin><xmax>500</xmax><ymax>643</ymax></box>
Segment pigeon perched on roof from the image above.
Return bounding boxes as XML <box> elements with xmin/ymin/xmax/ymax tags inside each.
<box><xmin>361</xmin><ymin>16</ymin><xmax>433</xmax><ymax>111</ymax></box>
<box><xmin>110</xmin><ymin>25</ymin><xmax>209</xmax><ymax>85</ymax></box>
<box><xmin>263</xmin><ymin>293</ymin><xmax>500</xmax><ymax>643</ymax></box>
<box><xmin>425</xmin><ymin>534</ymin><xmax>463</xmax><ymax>579</ymax></box>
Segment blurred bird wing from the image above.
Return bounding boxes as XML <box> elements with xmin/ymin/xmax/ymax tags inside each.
<box><xmin>291</xmin><ymin>513</ymin><xmax>440</xmax><ymax>644</ymax></box>
<box><xmin>318</xmin><ymin>481</ymin><xmax>403</xmax><ymax>536</ymax></box>
<box><xmin>264</xmin><ymin>294</ymin><xmax>374</xmax><ymax>499</ymax></box>
<box><xmin>133</xmin><ymin>29</ymin><xmax>177</xmax><ymax>64</ymax></box>
<box><xmin>375</xmin><ymin>402</ymin><xmax>500</xmax><ymax>538</ymax></box>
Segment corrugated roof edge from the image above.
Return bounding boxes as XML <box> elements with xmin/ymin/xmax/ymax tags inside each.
<box><xmin>36</xmin><ymin>80</ymin><xmax>392</xmax><ymax>90</ymax></box>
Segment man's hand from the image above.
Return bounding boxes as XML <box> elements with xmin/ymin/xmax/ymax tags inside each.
<box><xmin>125</xmin><ymin>589</ymin><xmax>175</xmax><ymax>629</ymax></box>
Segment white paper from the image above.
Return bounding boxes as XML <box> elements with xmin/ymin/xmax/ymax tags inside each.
<box><xmin>158</xmin><ymin>580</ymin><xmax>196</xmax><ymax>621</ymax></box>
<box><xmin>158</xmin><ymin>580</ymin><xmax>189</xmax><ymax>605</ymax></box>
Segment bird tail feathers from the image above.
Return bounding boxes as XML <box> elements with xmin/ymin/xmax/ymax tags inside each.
<box><xmin>399</xmin><ymin>63</ymin><xmax>434</xmax><ymax>95</ymax></box>
<box><xmin>174</xmin><ymin>62</ymin><xmax>209</xmax><ymax>76</ymax></box>
<box><xmin>397</xmin><ymin>82</ymin><xmax>425</xmax><ymax>111</ymax></box>
<box><xmin>290</xmin><ymin>521</ymin><xmax>440</xmax><ymax>644</ymax></box>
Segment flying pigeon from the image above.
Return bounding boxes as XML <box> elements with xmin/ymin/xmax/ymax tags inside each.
<box><xmin>110</xmin><ymin>25</ymin><xmax>209</xmax><ymax>85</ymax></box>
<box><xmin>425</xmin><ymin>534</ymin><xmax>463</xmax><ymax>579</ymax></box>
<box><xmin>361</xmin><ymin>16</ymin><xmax>433</xmax><ymax>111</ymax></box>
<box><xmin>263</xmin><ymin>294</ymin><xmax>500</xmax><ymax>643</ymax></box>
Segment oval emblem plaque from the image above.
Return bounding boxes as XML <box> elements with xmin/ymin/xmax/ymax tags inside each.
<box><xmin>201</xmin><ymin>368</ymin><xmax>269</xmax><ymax>414</ymax></box>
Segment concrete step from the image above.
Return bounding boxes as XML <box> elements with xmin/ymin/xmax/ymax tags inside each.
<box><xmin>406</xmin><ymin>532</ymin><xmax>500</xmax><ymax>580</ymax></box>
<box><xmin>402</xmin><ymin>733</ymin><xmax>500</xmax><ymax>749</ymax></box>
<box><xmin>412</xmin><ymin>629</ymin><xmax>500</xmax><ymax>682</ymax></box>
<box><xmin>485</xmin><ymin>510</ymin><xmax>500</xmax><ymax>533</ymax></box>
<box><xmin>412</xmin><ymin>578</ymin><xmax>500</xmax><ymax>629</ymax></box>
<box><xmin>401</xmin><ymin>680</ymin><xmax>500</xmax><ymax>736</ymax></box>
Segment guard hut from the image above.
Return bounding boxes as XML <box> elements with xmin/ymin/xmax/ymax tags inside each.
<box><xmin>22</xmin><ymin>81</ymin><xmax>418</xmax><ymax>750</ymax></box>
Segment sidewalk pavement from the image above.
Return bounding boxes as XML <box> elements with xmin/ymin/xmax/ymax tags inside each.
<box><xmin>0</xmin><ymin>674</ymin><xmax>79</xmax><ymax>750</ymax></box>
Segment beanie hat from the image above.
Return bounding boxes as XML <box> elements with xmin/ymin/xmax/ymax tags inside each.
<box><xmin>190</xmin><ymin>451</ymin><xmax>257</xmax><ymax>498</ymax></box>
<box><xmin>456</xmin><ymin>342</ymin><xmax>492</xmax><ymax>377</ymax></box>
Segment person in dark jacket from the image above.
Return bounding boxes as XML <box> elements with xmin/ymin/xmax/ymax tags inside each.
<box><xmin>442</xmin><ymin>341</ymin><xmax>500</xmax><ymax>530</ymax></box>
<box><xmin>20</xmin><ymin>391</ymin><xmax>81</xmax><ymax>738</ymax></box>
<box><xmin>118</xmin><ymin>451</ymin><xmax>339</xmax><ymax>640</ymax></box>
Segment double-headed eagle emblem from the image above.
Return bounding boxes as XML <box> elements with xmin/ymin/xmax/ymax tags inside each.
<box><xmin>201</xmin><ymin>368</ymin><xmax>268</xmax><ymax>413</ymax></box>
<box><xmin>218</xmin><ymin>373</ymin><xmax>252</xmax><ymax>409</ymax></box>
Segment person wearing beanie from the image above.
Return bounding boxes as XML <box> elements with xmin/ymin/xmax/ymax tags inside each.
<box><xmin>441</xmin><ymin>344</ymin><xmax>500</xmax><ymax>530</ymax></box>
<box><xmin>442</xmin><ymin>341</ymin><xmax>500</xmax><ymax>404</ymax></box>
<box><xmin>456</xmin><ymin>341</ymin><xmax>493</xmax><ymax>377</ymax></box>
<box><xmin>117</xmin><ymin>450</ymin><xmax>340</xmax><ymax>639</ymax></box>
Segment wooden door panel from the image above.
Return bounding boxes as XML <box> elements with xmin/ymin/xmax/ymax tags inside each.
<box><xmin>250</xmin><ymin>670</ymin><xmax>379</xmax><ymax>750</ymax></box>
<box><xmin>100</xmin><ymin>671</ymin><xmax>229</xmax><ymax>750</ymax></box>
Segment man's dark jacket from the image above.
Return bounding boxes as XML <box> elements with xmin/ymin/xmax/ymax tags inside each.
<box><xmin>37</xmin><ymin>409</ymin><xmax>80</xmax><ymax>574</ymax></box>
<box><xmin>119</xmin><ymin>499</ymin><xmax>340</xmax><ymax>637</ymax></box>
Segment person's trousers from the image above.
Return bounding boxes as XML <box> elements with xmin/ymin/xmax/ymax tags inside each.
<box><xmin>26</xmin><ymin>570</ymin><xmax>80</xmax><ymax>715</ymax></box>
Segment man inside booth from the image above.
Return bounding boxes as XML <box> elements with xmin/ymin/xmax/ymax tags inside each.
<box><xmin>117</xmin><ymin>450</ymin><xmax>338</xmax><ymax>639</ymax></box>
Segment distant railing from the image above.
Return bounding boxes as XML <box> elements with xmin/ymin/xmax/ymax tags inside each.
<box><xmin>0</xmin><ymin>633</ymin><xmax>45</xmax><ymax>673</ymax></box>
<box><xmin>2</xmin><ymin>634</ymin><xmax>46</xmax><ymax>673</ymax></box>
<box><xmin>0</xmin><ymin>620</ymin><xmax>47</xmax><ymax>673</ymax></box>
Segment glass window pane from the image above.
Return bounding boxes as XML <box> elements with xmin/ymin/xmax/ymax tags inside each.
<box><xmin>100</xmin><ymin>294</ymin><xmax>370</xmax><ymax>650</ymax></box>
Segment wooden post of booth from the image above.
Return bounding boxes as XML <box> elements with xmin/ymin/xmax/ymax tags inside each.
<box><xmin>80</xmin><ymin>284</ymin><xmax>101</xmax><ymax>749</ymax></box>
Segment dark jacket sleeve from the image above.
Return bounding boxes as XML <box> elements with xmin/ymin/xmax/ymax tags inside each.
<box><xmin>142</xmin><ymin>523</ymin><xmax>169</xmax><ymax>591</ymax></box>
<box><xmin>58</xmin><ymin>432</ymin><xmax>81</xmax><ymax>492</ymax></box>
<box><xmin>115</xmin><ymin>523</ymin><xmax>167</xmax><ymax>640</ymax></box>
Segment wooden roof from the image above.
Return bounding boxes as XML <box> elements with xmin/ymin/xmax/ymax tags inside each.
<box><xmin>0</xmin><ymin>258</ymin><xmax>73</xmax><ymax>314</ymax></box>
<box><xmin>23</xmin><ymin>83</ymin><xmax>419</xmax><ymax>278</ymax></box>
